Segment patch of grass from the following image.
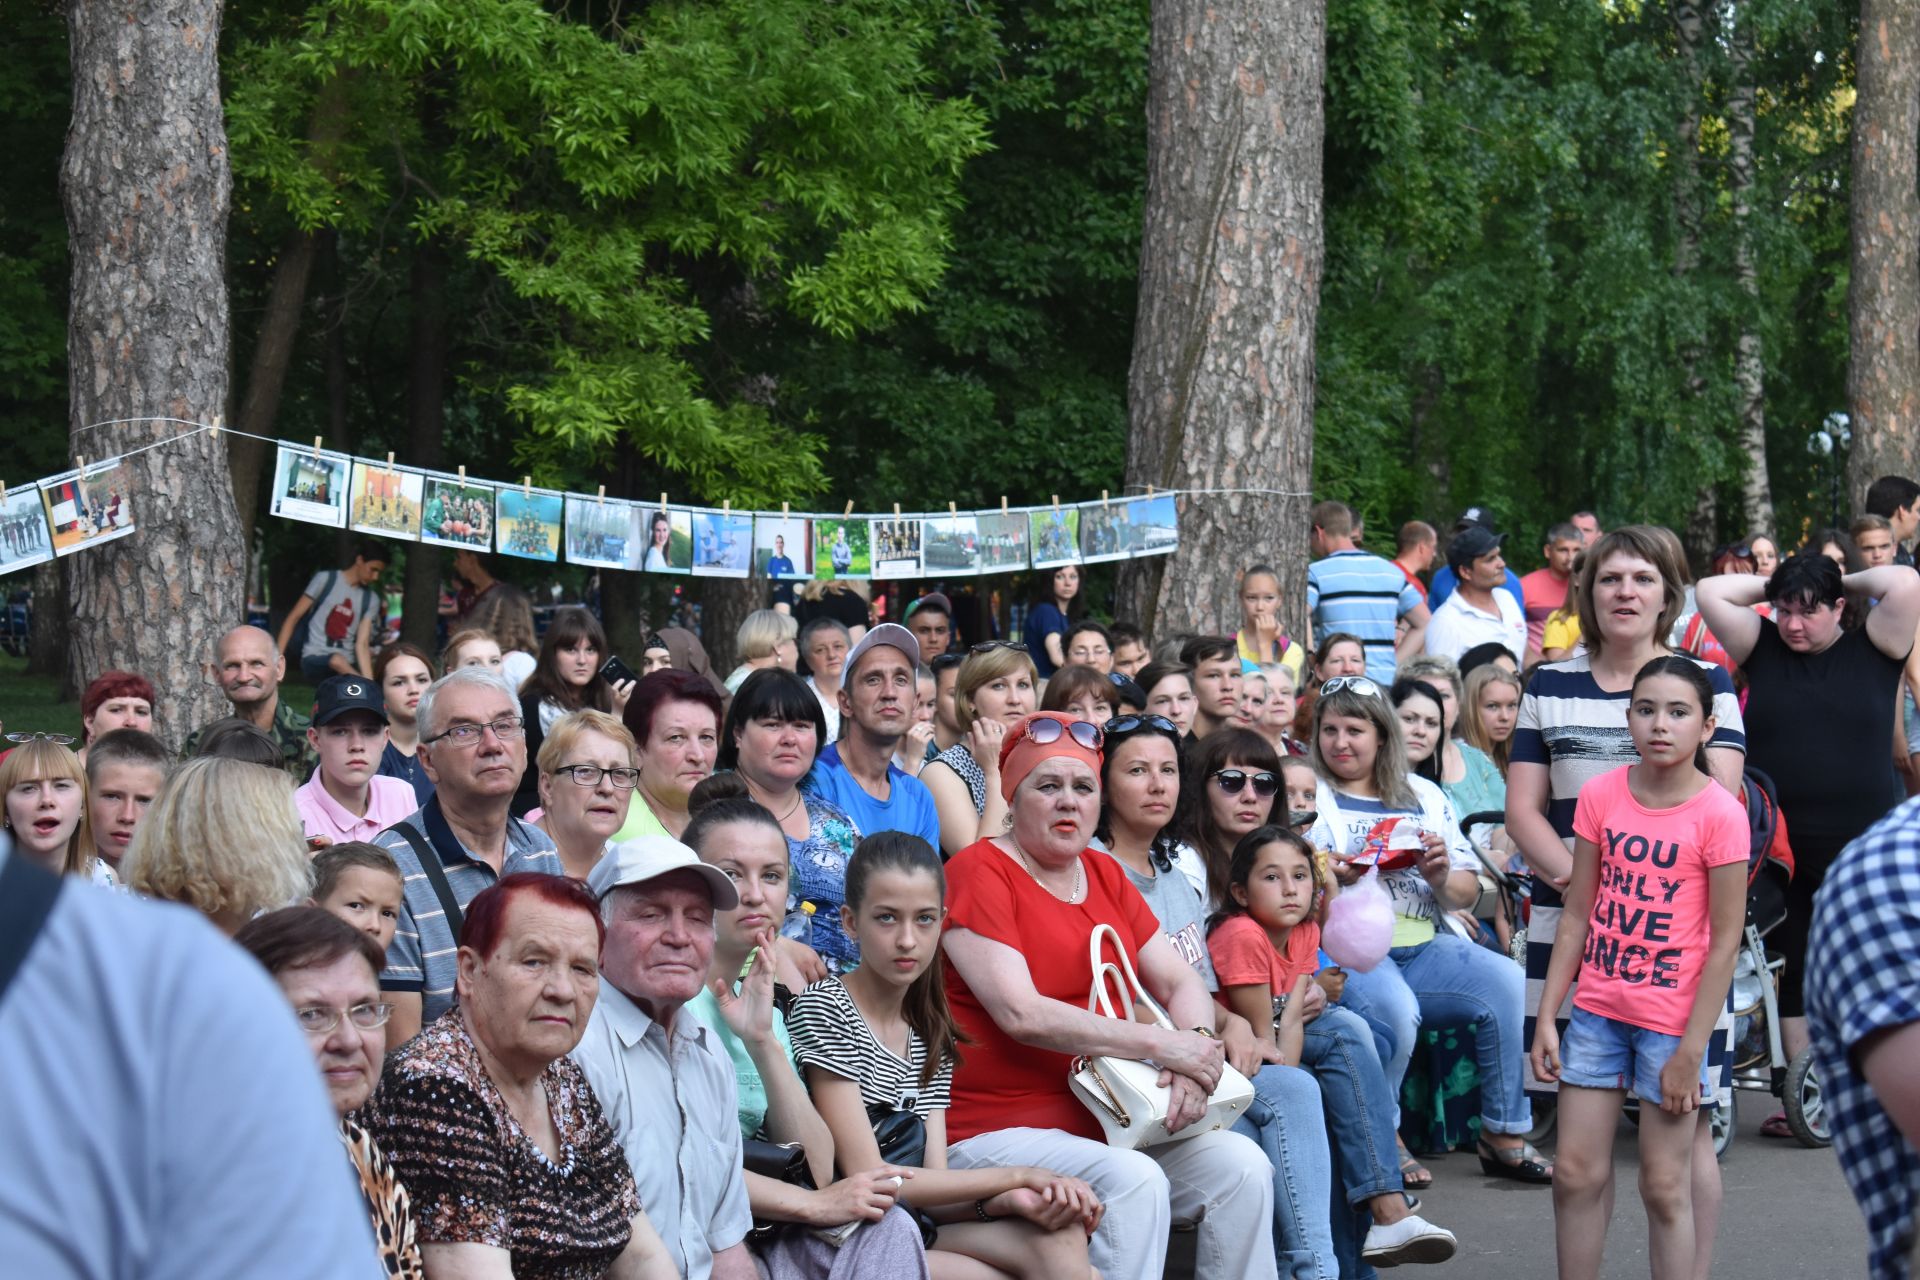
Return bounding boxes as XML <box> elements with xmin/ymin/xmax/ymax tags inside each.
<box><xmin>0</xmin><ymin>653</ymin><xmax>82</xmax><ymax>739</ymax></box>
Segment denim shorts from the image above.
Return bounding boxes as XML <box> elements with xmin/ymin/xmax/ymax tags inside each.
<box><xmin>1558</xmin><ymin>1005</ymin><xmax>1714</xmax><ymax>1106</ymax></box>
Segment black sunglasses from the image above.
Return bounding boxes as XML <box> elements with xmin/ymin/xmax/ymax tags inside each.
<box><xmin>970</xmin><ymin>640</ymin><xmax>1029</xmax><ymax>655</ymax></box>
<box><xmin>1015</xmin><ymin>717</ymin><xmax>1103</xmax><ymax>751</ymax></box>
<box><xmin>1211</xmin><ymin>768</ymin><xmax>1279</xmax><ymax>797</ymax></box>
<box><xmin>1104</xmin><ymin>713</ymin><xmax>1179</xmax><ymax>739</ymax></box>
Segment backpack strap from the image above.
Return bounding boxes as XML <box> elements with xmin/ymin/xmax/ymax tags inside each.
<box><xmin>0</xmin><ymin>853</ymin><xmax>65</xmax><ymax>1011</ymax></box>
<box><xmin>383</xmin><ymin>821</ymin><xmax>466</xmax><ymax>940</ymax></box>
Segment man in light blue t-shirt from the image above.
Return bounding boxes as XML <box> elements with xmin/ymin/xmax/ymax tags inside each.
<box><xmin>807</xmin><ymin>623</ymin><xmax>941</xmax><ymax>849</ymax></box>
<box><xmin>1307</xmin><ymin>500</ymin><xmax>1429</xmax><ymax>684</ymax></box>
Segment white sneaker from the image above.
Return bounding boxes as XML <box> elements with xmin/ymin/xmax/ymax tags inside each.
<box><xmin>1361</xmin><ymin>1213</ymin><xmax>1458</xmax><ymax>1267</ymax></box>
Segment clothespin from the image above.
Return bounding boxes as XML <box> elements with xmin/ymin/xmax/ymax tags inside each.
<box><xmin>948</xmin><ymin>500</ymin><xmax>958</xmax><ymax>519</ymax></box>
<box><xmin>1147</xmin><ymin>484</ymin><xmax>1155</xmax><ymax>497</ymax></box>
<box><xmin>782</xmin><ymin>500</ymin><xmax>790</xmax><ymax>519</ymax></box>
<box><xmin>1000</xmin><ymin>496</ymin><xmax>1009</xmax><ymax>515</ymax></box>
<box><xmin>522</xmin><ymin>476</ymin><xmax>532</xmax><ymax>500</ymax></box>
<box><xmin>1051</xmin><ymin>494</ymin><xmax>1060</xmax><ymax>513</ymax></box>
<box><xmin>457</xmin><ymin>464</ymin><xmax>467</xmax><ymax>486</ymax></box>
<box><xmin>1</xmin><ymin>480</ymin><xmax>9</xmax><ymax>503</ymax></box>
<box><xmin>892</xmin><ymin>502</ymin><xmax>901</xmax><ymax>520</ymax></box>
<box><xmin>596</xmin><ymin>485</ymin><xmax>606</xmax><ymax>506</ymax></box>
<box><xmin>385</xmin><ymin>451</ymin><xmax>396</xmax><ymax>477</ymax></box>
<box><xmin>209</xmin><ymin>415</ymin><xmax>221</xmax><ymax>441</ymax></box>
<box><xmin>312</xmin><ymin>436</ymin><xmax>324</xmax><ymax>459</ymax></box>
<box><xmin>723</xmin><ymin>498</ymin><xmax>731</xmax><ymax>518</ymax></box>
<box><xmin>844</xmin><ymin>500</ymin><xmax>854</xmax><ymax>518</ymax></box>
<box><xmin>659</xmin><ymin>492</ymin><xmax>668</xmax><ymax>513</ymax></box>
<box><xmin>1102</xmin><ymin>489</ymin><xmax>1110</xmax><ymax>510</ymax></box>
<box><xmin>76</xmin><ymin>455</ymin><xmax>87</xmax><ymax>477</ymax></box>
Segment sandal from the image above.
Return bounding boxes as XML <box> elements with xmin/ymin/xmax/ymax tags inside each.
<box><xmin>1760</xmin><ymin>1111</ymin><xmax>1794</xmax><ymax>1139</ymax></box>
<box><xmin>1477</xmin><ymin>1138</ymin><xmax>1554</xmax><ymax>1184</ymax></box>
<box><xmin>1397</xmin><ymin>1139</ymin><xmax>1435</xmax><ymax>1190</ymax></box>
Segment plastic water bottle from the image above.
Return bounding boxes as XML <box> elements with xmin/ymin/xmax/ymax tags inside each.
<box><xmin>780</xmin><ymin>899</ymin><xmax>817</xmax><ymax>948</ymax></box>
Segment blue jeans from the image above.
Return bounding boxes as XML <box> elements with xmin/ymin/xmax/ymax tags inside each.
<box><xmin>1234</xmin><ymin>1063</ymin><xmax>1338</xmax><ymax>1280</ymax></box>
<box><xmin>1338</xmin><ymin>961</ymin><xmax>1420</xmax><ymax>1129</ymax></box>
<box><xmin>1300</xmin><ymin>1004</ymin><xmax>1403</xmax><ymax>1280</ymax></box>
<box><xmin>1382</xmin><ymin>935</ymin><xmax>1532</xmax><ymax>1135</ymax></box>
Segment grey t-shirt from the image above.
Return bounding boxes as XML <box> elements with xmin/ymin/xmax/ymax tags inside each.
<box><xmin>1097</xmin><ymin>845</ymin><xmax>1219</xmax><ymax>991</ymax></box>
<box><xmin>302</xmin><ymin>570</ymin><xmax>379</xmax><ymax>658</ymax></box>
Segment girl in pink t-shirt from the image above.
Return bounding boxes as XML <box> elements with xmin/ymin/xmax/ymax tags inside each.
<box><xmin>1530</xmin><ymin>656</ymin><xmax>1748</xmax><ymax>1280</ymax></box>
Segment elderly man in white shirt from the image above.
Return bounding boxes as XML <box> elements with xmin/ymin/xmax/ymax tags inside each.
<box><xmin>572</xmin><ymin>835</ymin><xmax>755</xmax><ymax>1280</ymax></box>
<box><xmin>1425</xmin><ymin>526</ymin><xmax>1527</xmax><ymax>664</ymax></box>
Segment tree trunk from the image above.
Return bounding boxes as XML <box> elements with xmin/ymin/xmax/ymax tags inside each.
<box><xmin>1672</xmin><ymin>0</ymin><xmax>1716</xmax><ymax>567</ymax></box>
<box><xmin>25</xmin><ymin>560</ymin><xmax>70</xmax><ymax>691</ymax></box>
<box><xmin>398</xmin><ymin>242</ymin><xmax>450</xmax><ymax>654</ymax></box>
<box><xmin>1726</xmin><ymin>0</ymin><xmax>1775</xmax><ymax>535</ymax></box>
<box><xmin>61</xmin><ymin>0</ymin><xmax>246</xmax><ymax>752</ymax></box>
<box><xmin>1847</xmin><ymin>0</ymin><xmax>1920</xmax><ymax>505</ymax></box>
<box><xmin>699</xmin><ymin>577</ymin><xmax>758</xmax><ymax>678</ymax></box>
<box><xmin>1115</xmin><ymin>0</ymin><xmax>1325</xmax><ymax>642</ymax></box>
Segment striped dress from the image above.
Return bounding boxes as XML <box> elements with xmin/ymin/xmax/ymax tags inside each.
<box><xmin>1511</xmin><ymin>654</ymin><xmax>1746</xmax><ymax>1104</ymax></box>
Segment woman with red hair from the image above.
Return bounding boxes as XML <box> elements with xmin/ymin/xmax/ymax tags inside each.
<box><xmin>79</xmin><ymin>670</ymin><xmax>154</xmax><ymax>756</ymax></box>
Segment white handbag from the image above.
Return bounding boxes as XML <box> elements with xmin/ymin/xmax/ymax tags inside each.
<box><xmin>1068</xmin><ymin>923</ymin><xmax>1255</xmax><ymax>1149</ymax></box>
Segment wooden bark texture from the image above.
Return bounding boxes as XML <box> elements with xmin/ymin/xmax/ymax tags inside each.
<box><xmin>1727</xmin><ymin>1</ymin><xmax>1775</xmax><ymax>534</ymax></box>
<box><xmin>61</xmin><ymin>0</ymin><xmax>246</xmax><ymax>751</ymax></box>
<box><xmin>1117</xmin><ymin>0</ymin><xmax>1325</xmax><ymax>642</ymax></box>
<box><xmin>1847</xmin><ymin>0</ymin><xmax>1920</xmax><ymax>505</ymax></box>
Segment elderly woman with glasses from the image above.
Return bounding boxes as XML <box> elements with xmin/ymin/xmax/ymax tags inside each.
<box><xmin>237</xmin><ymin>906</ymin><xmax>427</xmax><ymax>1279</ymax></box>
<box><xmin>940</xmin><ymin>711</ymin><xmax>1279</xmax><ymax>1280</ymax></box>
<box><xmin>531</xmin><ymin>710</ymin><xmax>640</xmax><ymax>880</ymax></box>
<box><xmin>922</xmin><ymin>641</ymin><xmax>1039</xmax><ymax>856</ymax></box>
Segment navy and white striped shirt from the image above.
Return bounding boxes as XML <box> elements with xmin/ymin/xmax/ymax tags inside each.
<box><xmin>1307</xmin><ymin>549</ymin><xmax>1425</xmax><ymax>683</ymax></box>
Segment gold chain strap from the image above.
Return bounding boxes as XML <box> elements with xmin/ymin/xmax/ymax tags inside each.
<box><xmin>1072</xmin><ymin>1056</ymin><xmax>1133</xmax><ymax>1128</ymax></box>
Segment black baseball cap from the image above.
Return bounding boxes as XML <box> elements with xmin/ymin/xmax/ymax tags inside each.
<box><xmin>1454</xmin><ymin>506</ymin><xmax>1499</xmax><ymax>534</ymax></box>
<box><xmin>1446</xmin><ymin>525</ymin><xmax>1507</xmax><ymax>573</ymax></box>
<box><xmin>311</xmin><ymin>674</ymin><xmax>388</xmax><ymax>727</ymax></box>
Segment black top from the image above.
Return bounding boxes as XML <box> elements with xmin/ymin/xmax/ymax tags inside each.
<box><xmin>1742</xmin><ymin>620</ymin><xmax>1908</xmax><ymax>840</ymax></box>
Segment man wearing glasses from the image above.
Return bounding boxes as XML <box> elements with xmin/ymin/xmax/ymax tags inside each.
<box><xmin>371</xmin><ymin>666</ymin><xmax>561</xmax><ymax>1047</ymax></box>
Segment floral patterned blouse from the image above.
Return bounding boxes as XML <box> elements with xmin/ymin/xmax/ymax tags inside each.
<box><xmin>359</xmin><ymin>1012</ymin><xmax>639</xmax><ymax>1280</ymax></box>
<box><xmin>786</xmin><ymin>789</ymin><xmax>863</xmax><ymax>973</ymax></box>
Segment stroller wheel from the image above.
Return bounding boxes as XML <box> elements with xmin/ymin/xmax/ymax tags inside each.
<box><xmin>1711</xmin><ymin>1095</ymin><xmax>1735</xmax><ymax>1159</ymax></box>
<box><xmin>1783</xmin><ymin>1047</ymin><xmax>1833</xmax><ymax>1148</ymax></box>
<box><xmin>1524</xmin><ymin>1097</ymin><xmax>1557</xmax><ymax>1146</ymax></box>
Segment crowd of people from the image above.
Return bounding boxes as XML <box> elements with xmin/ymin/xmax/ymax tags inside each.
<box><xmin>4</xmin><ymin>475</ymin><xmax>1920</xmax><ymax>1280</ymax></box>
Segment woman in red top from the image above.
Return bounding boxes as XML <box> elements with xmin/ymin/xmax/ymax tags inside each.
<box><xmin>940</xmin><ymin>713</ymin><xmax>1279</xmax><ymax>1280</ymax></box>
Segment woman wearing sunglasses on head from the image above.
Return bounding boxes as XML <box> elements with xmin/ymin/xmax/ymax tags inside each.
<box><xmin>940</xmin><ymin>712</ymin><xmax>1279</xmax><ymax>1280</ymax></box>
<box><xmin>1307</xmin><ymin>677</ymin><xmax>1546</xmax><ymax>1186</ymax></box>
<box><xmin>1167</xmin><ymin>729</ymin><xmax>1284</xmax><ymax>909</ymax></box>
<box><xmin>922</xmin><ymin>641</ymin><xmax>1039</xmax><ymax>856</ymax></box>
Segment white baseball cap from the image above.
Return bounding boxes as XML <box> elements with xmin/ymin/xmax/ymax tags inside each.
<box><xmin>586</xmin><ymin>835</ymin><xmax>740</xmax><ymax>909</ymax></box>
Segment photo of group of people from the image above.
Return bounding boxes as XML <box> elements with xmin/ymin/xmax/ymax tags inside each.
<box><xmin>497</xmin><ymin>487</ymin><xmax>563</xmax><ymax>561</ymax></box>
<box><xmin>976</xmin><ymin>512</ymin><xmax>1030</xmax><ymax>571</ymax></box>
<box><xmin>348</xmin><ymin>461</ymin><xmax>424</xmax><ymax>540</ymax></box>
<box><xmin>419</xmin><ymin>474</ymin><xmax>495</xmax><ymax>550</ymax></box>
<box><xmin>40</xmin><ymin>460</ymin><xmax>135</xmax><ymax>557</ymax></box>
<box><xmin>870</xmin><ymin>518</ymin><xmax>922</xmax><ymax>579</ymax></box>
<box><xmin>564</xmin><ymin>495</ymin><xmax>634</xmax><ymax>570</ymax></box>
<box><xmin>1077</xmin><ymin>500</ymin><xmax>1130</xmax><ymax>564</ymax></box>
<box><xmin>0</xmin><ymin>490</ymin><xmax>53</xmax><ymax>576</ymax></box>
<box><xmin>1029</xmin><ymin>507</ymin><xmax>1080</xmax><ymax>570</ymax></box>
<box><xmin>269</xmin><ymin>447</ymin><xmax>350</xmax><ymax>528</ymax></box>
<box><xmin>814</xmin><ymin>518</ymin><xmax>870</xmax><ymax>579</ymax></box>
<box><xmin>691</xmin><ymin>510</ymin><xmax>754</xmax><ymax>578</ymax></box>
<box><xmin>923</xmin><ymin>514</ymin><xmax>981</xmax><ymax>575</ymax></box>
<box><xmin>753</xmin><ymin>517</ymin><xmax>810</xmax><ymax>581</ymax></box>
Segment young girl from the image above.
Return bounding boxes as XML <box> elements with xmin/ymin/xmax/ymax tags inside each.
<box><xmin>1234</xmin><ymin>564</ymin><xmax>1305</xmax><ymax>682</ymax></box>
<box><xmin>1279</xmin><ymin>757</ymin><xmax>1318</xmax><ymax>833</ymax></box>
<box><xmin>1208</xmin><ymin>826</ymin><xmax>1458</xmax><ymax>1270</ymax></box>
<box><xmin>0</xmin><ymin>737</ymin><xmax>96</xmax><ymax>880</ymax></box>
<box><xmin>1529</xmin><ymin>657</ymin><xmax>1749</xmax><ymax>1280</ymax></box>
<box><xmin>789</xmin><ymin>832</ymin><xmax>1100</xmax><ymax>1279</ymax></box>
<box><xmin>514</xmin><ymin>607</ymin><xmax>637</xmax><ymax>815</ymax></box>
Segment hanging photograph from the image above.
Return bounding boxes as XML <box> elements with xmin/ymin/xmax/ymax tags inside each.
<box><xmin>869</xmin><ymin>517</ymin><xmax>923</xmax><ymax>579</ymax></box>
<box><xmin>1077</xmin><ymin>500</ymin><xmax>1130</xmax><ymax>564</ymax></box>
<box><xmin>690</xmin><ymin>508</ymin><xmax>754</xmax><ymax>578</ymax></box>
<box><xmin>632</xmin><ymin>505</ymin><xmax>693</xmax><ymax>574</ymax></box>
<box><xmin>564</xmin><ymin>494</ymin><xmax>636</xmax><ymax>570</ymax></box>
<box><xmin>1028</xmin><ymin>506</ymin><xmax>1081</xmax><ymax>570</ymax></box>
<box><xmin>496</xmin><ymin>485</ymin><xmax>565</xmax><ymax>562</ymax></box>
<box><xmin>922</xmin><ymin>514</ymin><xmax>981</xmax><ymax>576</ymax></box>
<box><xmin>419</xmin><ymin>471</ymin><xmax>496</xmax><ymax>550</ymax></box>
<box><xmin>347</xmin><ymin>460</ymin><xmax>424</xmax><ymax>541</ymax></box>
<box><xmin>0</xmin><ymin>488</ymin><xmax>54</xmax><ymax>577</ymax></box>
<box><xmin>269</xmin><ymin>445</ymin><xmax>350</xmax><ymax>528</ymax></box>
<box><xmin>812</xmin><ymin>517</ymin><xmax>870</xmax><ymax>580</ymax></box>
<box><xmin>753</xmin><ymin>515</ymin><xmax>812</xmax><ymax>582</ymax></box>
<box><xmin>1125</xmin><ymin>493</ymin><xmax>1179</xmax><ymax>556</ymax></box>
<box><xmin>40</xmin><ymin>458</ymin><xmax>136</xmax><ymax>557</ymax></box>
<box><xmin>975</xmin><ymin>512</ymin><xmax>1030</xmax><ymax>574</ymax></box>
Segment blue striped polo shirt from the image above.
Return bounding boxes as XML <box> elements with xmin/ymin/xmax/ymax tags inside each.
<box><xmin>1306</xmin><ymin>549</ymin><xmax>1425</xmax><ymax>683</ymax></box>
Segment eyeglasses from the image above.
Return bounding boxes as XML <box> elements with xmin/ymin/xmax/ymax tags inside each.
<box><xmin>1014</xmin><ymin>717</ymin><xmax>1104</xmax><ymax>751</ymax></box>
<box><xmin>424</xmin><ymin>716</ymin><xmax>525</xmax><ymax>747</ymax></box>
<box><xmin>1319</xmin><ymin>676</ymin><xmax>1381</xmax><ymax>699</ymax></box>
<box><xmin>970</xmin><ymin>640</ymin><xmax>1029</xmax><ymax>655</ymax></box>
<box><xmin>1104</xmin><ymin>713</ymin><xmax>1179</xmax><ymax>739</ymax></box>
<box><xmin>294</xmin><ymin>1001</ymin><xmax>394</xmax><ymax>1036</ymax></box>
<box><xmin>1211</xmin><ymin>768</ymin><xmax>1280</xmax><ymax>797</ymax></box>
<box><xmin>553</xmin><ymin>764</ymin><xmax>641</xmax><ymax>789</ymax></box>
<box><xmin>3</xmin><ymin>732</ymin><xmax>76</xmax><ymax>746</ymax></box>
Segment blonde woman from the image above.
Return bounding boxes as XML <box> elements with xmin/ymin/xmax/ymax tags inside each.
<box><xmin>122</xmin><ymin>757</ymin><xmax>312</xmax><ymax>935</ymax></box>
<box><xmin>920</xmin><ymin>642</ymin><xmax>1038</xmax><ymax>855</ymax></box>
<box><xmin>439</xmin><ymin>628</ymin><xmax>505</xmax><ymax>677</ymax></box>
<box><xmin>724</xmin><ymin>609</ymin><xmax>800</xmax><ymax>694</ymax></box>
<box><xmin>0</xmin><ymin>736</ymin><xmax>98</xmax><ymax>881</ymax></box>
<box><xmin>1460</xmin><ymin>663</ymin><xmax>1524</xmax><ymax>776</ymax></box>
<box><xmin>532</xmin><ymin>710</ymin><xmax>639</xmax><ymax>880</ymax></box>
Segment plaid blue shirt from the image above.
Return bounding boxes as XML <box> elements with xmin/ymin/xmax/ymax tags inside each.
<box><xmin>1808</xmin><ymin>795</ymin><xmax>1920</xmax><ymax>1279</ymax></box>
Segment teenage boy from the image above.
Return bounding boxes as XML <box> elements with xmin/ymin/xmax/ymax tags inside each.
<box><xmin>1424</xmin><ymin>527</ymin><xmax>1526</xmax><ymax>664</ymax></box>
<box><xmin>84</xmin><ymin>728</ymin><xmax>171</xmax><ymax>876</ymax></box>
<box><xmin>1518</xmin><ymin>522</ymin><xmax>1583</xmax><ymax>663</ymax></box>
<box><xmin>1866</xmin><ymin>475</ymin><xmax>1920</xmax><ymax>567</ymax></box>
<box><xmin>1109</xmin><ymin>623</ymin><xmax>1150</xmax><ymax>678</ymax></box>
<box><xmin>810</xmin><ymin>623</ymin><xmax>940</xmax><ymax>847</ymax></box>
<box><xmin>294</xmin><ymin>675</ymin><xmax>418</xmax><ymax>846</ymax></box>
<box><xmin>903</xmin><ymin>592</ymin><xmax>956</xmax><ymax>662</ymax></box>
<box><xmin>1181</xmin><ymin>635</ymin><xmax>1243</xmax><ymax>739</ymax></box>
<box><xmin>276</xmin><ymin>543</ymin><xmax>387</xmax><ymax>681</ymax></box>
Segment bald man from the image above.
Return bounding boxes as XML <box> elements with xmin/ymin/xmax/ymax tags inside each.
<box><xmin>182</xmin><ymin>626</ymin><xmax>317</xmax><ymax>779</ymax></box>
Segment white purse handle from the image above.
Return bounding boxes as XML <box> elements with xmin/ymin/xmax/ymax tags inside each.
<box><xmin>1084</xmin><ymin>922</ymin><xmax>1175</xmax><ymax>1031</ymax></box>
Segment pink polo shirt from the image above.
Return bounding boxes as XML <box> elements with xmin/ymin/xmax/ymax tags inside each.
<box><xmin>295</xmin><ymin>773</ymin><xmax>420</xmax><ymax>845</ymax></box>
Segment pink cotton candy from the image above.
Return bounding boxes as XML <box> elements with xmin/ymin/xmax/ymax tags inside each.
<box><xmin>1321</xmin><ymin>868</ymin><xmax>1394</xmax><ymax>972</ymax></box>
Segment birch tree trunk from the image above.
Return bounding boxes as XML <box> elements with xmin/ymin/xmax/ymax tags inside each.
<box><xmin>62</xmin><ymin>0</ymin><xmax>245</xmax><ymax>751</ymax></box>
<box><xmin>1672</xmin><ymin>0</ymin><xmax>1717</xmax><ymax>564</ymax></box>
<box><xmin>1114</xmin><ymin>0</ymin><xmax>1325</xmax><ymax>642</ymax></box>
<box><xmin>1847</xmin><ymin>0</ymin><xmax>1920</xmax><ymax>505</ymax></box>
<box><xmin>1727</xmin><ymin>0</ymin><xmax>1775</xmax><ymax>534</ymax></box>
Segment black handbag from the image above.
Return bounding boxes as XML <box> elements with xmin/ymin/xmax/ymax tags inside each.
<box><xmin>868</xmin><ymin>1104</ymin><xmax>937</xmax><ymax>1247</ymax></box>
<box><xmin>742</xmin><ymin>1139</ymin><xmax>815</xmax><ymax>1246</ymax></box>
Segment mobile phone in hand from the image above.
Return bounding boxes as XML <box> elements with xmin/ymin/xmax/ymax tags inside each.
<box><xmin>599</xmin><ymin>655</ymin><xmax>638</xmax><ymax>686</ymax></box>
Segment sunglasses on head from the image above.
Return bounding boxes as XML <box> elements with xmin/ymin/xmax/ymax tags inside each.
<box><xmin>970</xmin><ymin>640</ymin><xmax>1029</xmax><ymax>656</ymax></box>
<box><xmin>1103</xmin><ymin>713</ymin><xmax>1179</xmax><ymax>739</ymax></box>
<box><xmin>930</xmin><ymin>652</ymin><xmax>967</xmax><ymax>673</ymax></box>
<box><xmin>1211</xmin><ymin>768</ymin><xmax>1279</xmax><ymax>797</ymax></box>
<box><xmin>4</xmin><ymin>732</ymin><xmax>76</xmax><ymax>746</ymax></box>
<box><xmin>1015</xmin><ymin>717</ymin><xmax>1104</xmax><ymax>751</ymax></box>
<box><xmin>1320</xmin><ymin>676</ymin><xmax>1381</xmax><ymax>699</ymax></box>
